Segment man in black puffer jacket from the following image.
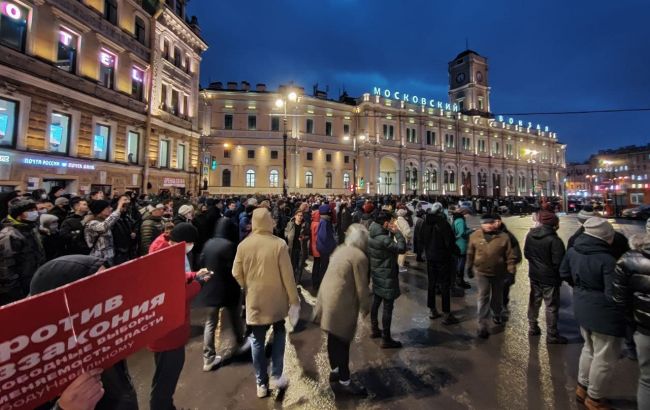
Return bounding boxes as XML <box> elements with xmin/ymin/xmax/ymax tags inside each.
<box><xmin>613</xmin><ymin>231</ymin><xmax>650</xmax><ymax>410</ymax></box>
<box><xmin>524</xmin><ymin>211</ymin><xmax>566</xmax><ymax>343</ymax></box>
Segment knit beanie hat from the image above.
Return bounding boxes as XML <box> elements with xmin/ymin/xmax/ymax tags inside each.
<box><xmin>89</xmin><ymin>200</ymin><xmax>110</xmax><ymax>215</ymax></box>
<box><xmin>431</xmin><ymin>202</ymin><xmax>443</xmax><ymax>214</ymax></box>
<box><xmin>178</xmin><ymin>204</ymin><xmax>194</xmax><ymax>216</ymax></box>
<box><xmin>30</xmin><ymin>255</ymin><xmax>105</xmax><ymax>296</ymax></box>
<box><xmin>39</xmin><ymin>214</ymin><xmax>59</xmax><ymax>229</ymax></box>
<box><xmin>538</xmin><ymin>210</ymin><xmax>559</xmax><ymax>227</ymax></box>
<box><xmin>319</xmin><ymin>204</ymin><xmax>331</xmax><ymax>215</ymax></box>
<box><xmin>577</xmin><ymin>205</ymin><xmax>595</xmax><ymax>224</ymax></box>
<box><xmin>362</xmin><ymin>202</ymin><xmax>374</xmax><ymax>214</ymax></box>
<box><xmin>8</xmin><ymin>198</ymin><xmax>36</xmax><ymax>218</ymax></box>
<box><xmin>583</xmin><ymin>217</ymin><xmax>615</xmax><ymax>243</ymax></box>
<box><xmin>170</xmin><ymin>222</ymin><xmax>198</xmax><ymax>243</ymax></box>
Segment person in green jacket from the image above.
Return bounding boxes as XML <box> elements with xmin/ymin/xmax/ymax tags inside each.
<box><xmin>368</xmin><ymin>211</ymin><xmax>407</xmax><ymax>348</ymax></box>
<box><xmin>453</xmin><ymin>207</ymin><xmax>473</xmax><ymax>289</ymax></box>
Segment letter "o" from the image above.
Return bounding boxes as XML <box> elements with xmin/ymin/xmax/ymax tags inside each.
<box><xmin>384</xmin><ymin>89</ymin><xmax>391</xmax><ymax>98</ymax></box>
<box><xmin>89</xmin><ymin>321</ymin><xmax>110</xmax><ymax>338</ymax></box>
<box><xmin>32</xmin><ymin>325</ymin><xmax>58</xmax><ymax>343</ymax></box>
<box><xmin>412</xmin><ymin>96</ymin><xmax>418</xmax><ymax>104</ymax></box>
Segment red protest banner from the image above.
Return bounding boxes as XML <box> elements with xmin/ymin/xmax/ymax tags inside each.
<box><xmin>0</xmin><ymin>244</ymin><xmax>187</xmax><ymax>410</ymax></box>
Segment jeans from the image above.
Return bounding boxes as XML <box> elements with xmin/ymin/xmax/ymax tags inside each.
<box><xmin>150</xmin><ymin>347</ymin><xmax>185</xmax><ymax>410</ymax></box>
<box><xmin>291</xmin><ymin>247</ymin><xmax>304</xmax><ymax>284</ymax></box>
<box><xmin>249</xmin><ymin>320</ymin><xmax>286</xmax><ymax>386</ymax></box>
<box><xmin>502</xmin><ymin>273</ymin><xmax>516</xmax><ymax>309</ymax></box>
<box><xmin>203</xmin><ymin>306</ymin><xmax>244</xmax><ymax>363</ymax></box>
<box><xmin>456</xmin><ymin>256</ymin><xmax>467</xmax><ymax>284</ymax></box>
<box><xmin>427</xmin><ymin>260</ymin><xmax>452</xmax><ymax>313</ymax></box>
<box><xmin>635</xmin><ymin>332</ymin><xmax>650</xmax><ymax>410</ymax></box>
<box><xmin>578</xmin><ymin>327</ymin><xmax>622</xmax><ymax>400</ymax></box>
<box><xmin>476</xmin><ymin>274</ymin><xmax>504</xmax><ymax>331</ymax></box>
<box><xmin>527</xmin><ymin>280</ymin><xmax>560</xmax><ymax>336</ymax></box>
<box><xmin>327</xmin><ymin>332</ymin><xmax>351</xmax><ymax>381</ymax></box>
<box><xmin>370</xmin><ymin>294</ymin><xmax>395</xmax><ymax>339</ymax></box>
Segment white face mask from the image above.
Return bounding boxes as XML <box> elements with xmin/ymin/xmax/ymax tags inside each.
<box><xmin>40</xmin><ymin>194</ymin><xmax>47</xmax><ymax>200</ymax></box>
<box><xmin>24</xmin><ymin>211</ymin><xmax>39</xmax><ymax>222</ymax></box>
<box><xmin>38</xmin><ymin>209</ymin><xmax>47</xmax><ymax>215</ymax></box>
<box><xmin>185</xmin><ymin>244</ymin><xmax>194</xmax><ymax>254</ymax></box>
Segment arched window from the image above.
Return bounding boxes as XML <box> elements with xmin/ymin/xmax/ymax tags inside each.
<box><xmin>343</xmin><ymin>173</ymin><xmax>350</xmax><ymax>188</ymax></box>
<box><xmin>405</xmin><ymin>168</ymin><xmax>411</xmax><ymax>188</ymax></box>
<box><xmin>411</xmin><ymin>168</ymin><xmax>418</xmax><ymax>190</ymax></box>
<box><xmin>444</xmin><ymin>169</ymin><xmax>456</xmax><ymax>192</ymax></box>
<box><xmin>245</xmin><ymin>169</ymin><xmax>255</xmax><ymax>187</ymax></box>
<box><xmin>325</xmin><ymin>172</ymin><xmax>333</xmax><ymax>189</ymax></box>
<box><xmin>269</xmin><ymin>170</ymin><xmax>279</xmax><ymax>187</ymax></box>
<box><xmin>222</xmin><ymin>169</ymin><xmax>231</xmax><ymax>187</ymax></box>
<box><xmin>430</xmin><ymin>168</ymin><xmax>438</xmax><ymax>191</ymax></box>
<box><xmin>305</xmin><ymin>171</ymin><xmax>313</xmax><ymax>188</ymax></box>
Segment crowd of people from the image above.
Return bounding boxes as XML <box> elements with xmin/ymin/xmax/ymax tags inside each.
<box><xmin>0</xmin><ymin>186</ymin><xmax>648</xmax><ymax>410</ymax></box>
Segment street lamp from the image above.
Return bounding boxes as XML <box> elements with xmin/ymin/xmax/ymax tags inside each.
<box><xmin>275</xmin><ymin>91</ymin><xmax>297</xmax><ymax>197</ymax></box>
<box><xmin>524</xmin><ymin>149</ymin><xmax>539</xmax><ymax>197</ymax></box>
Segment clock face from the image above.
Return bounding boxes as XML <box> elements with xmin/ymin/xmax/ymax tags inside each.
<box><xmin>456</xmin><ymin>72</ymin><xmax>466</xmax><ymax>84</ymax></box>
<box><xmin>476</xmin><ymin>71</ymin><xmax>484</xmax><ymax>83</ymax></box>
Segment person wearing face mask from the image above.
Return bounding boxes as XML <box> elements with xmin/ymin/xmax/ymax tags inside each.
<box><xmin>59</xmin><ymin>198</ymin><xmax>91</xmax><ymax>255</ymax></box>
<box><xmin>0</xmin><ymin>198</ymin><xmax>46</xmax><ymax>304</ymax></box>
<box><xmin>524</xmin><ymin>211</ymin><xmax>567</xmax><ymax>344</ymax></box>
<box><xmin>147</xmin><ymin>222</ymin><xmax>212</xmax><ymax>410</ymax></box>
<box><xmin>38</xmin><ymin>214</ymin><xmax>63</xmax><ymax>261</ymax></box>
<box><xmin>37</xmin><ymin>201</ymin><xmax>54</xmax><ymax>214</ymax></box>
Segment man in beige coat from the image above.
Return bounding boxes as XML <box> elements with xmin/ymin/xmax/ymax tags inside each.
<box><xmin>233</xmin><ymin>208</ymin><xmax>300</xmax><ymax>398</ymax></box>
<box><xmin>315</xmin><ymin>224</ymin><xmax>370</xmax><ymax>396</ymax></box>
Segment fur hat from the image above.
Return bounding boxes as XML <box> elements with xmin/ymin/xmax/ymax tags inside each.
<box><xmin>178</xmin><ymin>204</ymin><xmax>194</xmax><ymax>216</ymax></box>
<box><xmin>583</xmin><ymin>217</ymin><xmax>615</xmax><ymax>244</ymax></box>
<box><xmin>170</xmin><ymin>222</ymin><xmax>198</xmax><ymax>244</ymax></box>
<box><xmin>89</xmin><ymin>200</ymin><xmax>110</xmax><ymax>215</ymax></box>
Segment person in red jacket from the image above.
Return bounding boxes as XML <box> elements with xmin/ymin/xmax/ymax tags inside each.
<box><xmin>147</xmin><ymin>222</ymin><xmax>212</xmax><ymax>410</ymax></box>
<box><xmin>148</xmin><ymin>221</ymin><xmax>175</xmax><ymax>254</ymax></box>
<box><xmin>310</xmin><ymin>206</ymin><xmax>321</xmax><ymax>291</ymax></box>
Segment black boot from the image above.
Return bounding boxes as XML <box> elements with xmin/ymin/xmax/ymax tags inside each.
<box><xmin>381</xmin><ymin>329</ymin><xmax>402</xmax><ymax>348</ymax></box>
<box><xmin>370</xmin><ymin>322</ymin><xmax>381</xmax><ymax>339</ymax></box>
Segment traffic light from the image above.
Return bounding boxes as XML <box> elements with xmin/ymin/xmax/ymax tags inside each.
<box><xmin>211</xmin><ymin>156</ymin><xmax>217</xmax><ymax>170</ymax></box>
<box><xmin>360</xmin><ymin>177</ymin><xmax>364</xmax><ymax>188</ymax></box>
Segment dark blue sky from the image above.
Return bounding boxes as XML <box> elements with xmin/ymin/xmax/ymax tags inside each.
<box><xmin>187</xmin><ymin>0</ymin><xmax>650</xmax><ymax>162</ymax></box>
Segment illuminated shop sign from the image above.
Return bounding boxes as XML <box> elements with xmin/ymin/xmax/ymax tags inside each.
<box><xmin>100</xmin><ymin>51</ymin><xmax>114</xmax><ymax>67</ymax></box>
<box><xmin>22</xmin><ymin>157</ymin><xmax>95</xmax><ymax>170</ymax></box>
<box><xmin>490</xmin><ymin>115</ymin><xmax>551</xmax><ymax>135</ymax></box>
<box><xmin>1</xmin><ymin>2</ymin><xmax>23</xmax><ymax>20</ymax></box>
<box><xmin>163</xmin><ymin>177</ymin><xmax>185</xmax><ymax>187</ymax></box>
<box><xmin>372</xmin><ymin>87</ymin><xmax>459</xmax><ymax>112</ymax></box>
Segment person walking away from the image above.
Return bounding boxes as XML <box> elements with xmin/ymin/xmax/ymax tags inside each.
<box><xmin>453</xmin><ymin>207</ymin><xmax>472</xmax><ymax>289</ymax></box>
<box><xmin>0</xmin><ymin>198</ymin><xmax>45</xmax><ymax>304</ymax></box>
<box><xmin>613</xmin><ymin>230</ymin><xmax>650</xmax><ymax>410</ymax></box>
<box><xmin>465</xmin><ymin>214</ymin><xmax>517</xmax><ymax>339</ymax></box>
<box><xmin>147</xmin><ymin>223</ymin><xmax>212</xmax><ymax>410</ymax></box>
<box><xmin>315</xmin><ymin>224</ymin><xmax>370</xmax><ymax>396</ymax></box>
<box><xmin>315</xmin><ymin>204</ymin><xmax>337</xmax><ymax>291</ymax></box>
<box><xmin>494</xmin><ymin>214</ymin><xmax>522</xmax><ymax>321</ymax></box>
<box><xmin>272</xmin><ymin>200</ymin><xmax>290</xmax><ymax>240</ymax></box>
<box><xmin>395</xmin><ymin>208</ymin><xmax>412</xmax><ymax>272</ymax></box>
<box><xmin>232</xmin><ymin>208</ymin><xmax>300</xmax><ymax>398</ymax></box>
<box><xmin>197</xmin><ymin>217</ymin><xmax>245</xmax><ymax>371</ymax></box>
<box><xmin>336</xmin><ymin>201</ymin><xmax>353</xmax><ymax>245</ymax></box>
<box><xmin>568</xmin><ymin>205</ymin><xmax>629</xmax><ymax>259</ymax></box>
<box><xmin>524</xmin><ymin>210</ymin><xmax>567</xmax><ymax>344</ymax></box>
<box><xmin>60</xmin><ymin>197</ymin><xmax>90</xmax><ymax>255</ymax></box>
<box><xmin>285</xmin><ymin>210</ymin><xmax>309</xmax><ymax>284</ymax></box>
<box><xmin>420</xmin><ymin>203</ymin><xmax>460</xmax><ymax>325</ymax></box>
<box><xmin>560</xmin><ymin>217</ymin><xmax>625</xmax><ymax>409</ymax></box>
<box><xmin>413</xmin><ymin>209</ymin><xmax>426</xmax><ymax>262</ymax></box>
<box><xmin>85</xmin><ymin>197</ymin><xmax>128</xmax><ymax>267</ymax></box>
<box><xmin>239</xmin><ymin>204</ymin><xmax>255</xmax><ymax>242</ymax></box>
<box><xmin>368</xmin><ymin>211</ymin><xmax>407</xmax><ymax>348</ymax></box>
<box><xmin>139</xmin><ymin>204</ymin><xmax>164</xmax><ymax>256</ymax></box>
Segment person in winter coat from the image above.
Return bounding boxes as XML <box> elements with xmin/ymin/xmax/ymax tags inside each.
<box><xmin>413</xmin><ymin>209</ymin><xmax>426</xmax><ymax>262</ymax></box>
<box><xmin>111</xmin><ymin>196</ymin><xmax>137</xmax><ymax>265</ymax></box>
<box><xmin>139</xmin><ymin>204</ymin><xmax>164</xmax><ymax>256</ymax></box>
<box><xmin>559</xmin><ymin>217</ymin><xmax>625</xmax><ymax>409</ymax></box>
<box><xmin>310</xmin><ymin>206</ymin><xmax>322</xmax><ymax>286</ymax></box>
<box><xmin>568</xmin><ymin>206</ymin><xmax>629</xmax><ymax>259</ymax></box>
<box><xmin>314</xmin><ymin>224</ymin><xmax>370</xmax><ymax>396</ymax></box>
<box><xmin>149</xmin><ymin>222</ymin><xmax>175</xmax><ymax>253</ymax></box>
<box><xmin>395</xmin><ymin>209</ymin><xmax>412</xmax><ymax>272</ymax></box>
<box><xmin>197</xmin><ymin>217</ymin><xmax>245</xmax><ymax>372</ymax></box>
<box><xmin>465</xmin><ymin>214</ymin><xmax>518</xmax><ymax>339</ymax></box>
<box><xmin>360</xmin><ymin>202</ymin><xmax>374</xmax><ymax>229</ymax></box>
<box><xmin>613</xmin><ymin>231</ymin><xmax>650</xmax><ymax>410</ymax></box>
<box><xmin>494</xmin><ymin>214</ymin><xmax>523</xmax><ymax>320</ymax></box>
<box><xmin>39</xmin><ymin>214</ymin><xmax>63</xmax><ymax>261</ymax></box>
<box><xmin>453</xmin><ymin>207</ymin><xmax>473</xmax><ymax>289</ymax></box>
<box><xmin>49</xmin><ymin>197</ymin><xmax>69</xmax><ymax>224</ymax></box>
<box><xmin>239</xmin><ymin>204</ymin><xmax>255</xmax><ymax>242</ymax></box>
<box><xmin>368</xmin><ymin>211</ymin><xmax>407</xmax><ymax>348</ymax></box>
<box><xmin>0</xmin><ymin>198</ymin><xmax>45</xmax><ymax>304</ymax></box>
<box><xmin>420</xmin><ymin>203</ymin><xmax>460</xmax><ymax>325</ymax></box>
<box><xmin>59</xmin><ymin>198</ymin><xmax>90</xmax><ymax>255</ymax></box>
<box><xmin>314</xmin><ymin>204</ymin><xmax>337</xmax><ymax>291</ymax></box>
<box><xmin>336</xmin><ymin>201</ymin><xmax>353</xmax><ymax>245</ymax></box>
<box><xmin>524</xmin><ymin>211</ymin><xmax>567</xmax><ymax>344</ymax></box>
<box><xmin>272</xmin><ymin>200</ymin><xmax>290</xmax><ymax>240</ymax></box>
<box><xmin>85</xmin><ymin>197</ymin><xmax>128</xmax><ymax>266</ymax></box>
<box><xmin>147</xmin><ymin>223</ymin><xmax>212</xmax><ymax>410</ymax></box>
<box><xmin>173</xmin><ymin>204</ymin><xmax>194</xmax><ymax>225</ymax></box>
<box><xmin>30</xmin><ymin>255</ymin><xmax>139</xmax><ymax>410</ymax></box>
<box><xmin>285</xmin><ymin>210</ymin><xmax>309</xmax><ymax>284</ymax></box>
<box><xmin>232</xmin><ymin>208</ymin><xmax>300</xmax><ymax>398</ymax></box>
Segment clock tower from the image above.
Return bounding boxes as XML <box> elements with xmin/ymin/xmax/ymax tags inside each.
<box><xmin>448</xmin><ymin>50</ymin><xmax>491</xmax><ymax>117</ymax></box>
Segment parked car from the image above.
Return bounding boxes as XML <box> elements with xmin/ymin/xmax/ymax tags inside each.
<box><xmin>621</xmin><ymin>204</ymin><xmax>650</xmax><ymax>220</ymax></box>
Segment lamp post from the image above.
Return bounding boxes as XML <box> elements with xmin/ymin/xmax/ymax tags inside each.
<box><xmin>525</xmin><ymin>149</ymin><xmax>539</xmax><ymax>197</ymax></box>
<box><xmin>275</xmin><ymin>91</ymin><xmax>297</xmax><ymax>197</ymax></box>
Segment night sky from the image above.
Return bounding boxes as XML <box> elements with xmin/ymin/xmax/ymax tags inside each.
<box><xmin>187</xmin><ymin>0</ymin><xmax>650</xmax><ymax>163</ymax></box>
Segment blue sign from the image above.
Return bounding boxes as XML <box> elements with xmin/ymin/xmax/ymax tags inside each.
<box><xmin>372</xmin><ymin>87</ymin><xmax>459</xmax><ymax>112</ymax></box>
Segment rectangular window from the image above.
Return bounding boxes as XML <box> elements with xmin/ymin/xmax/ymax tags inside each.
<box><xmin>383</xmin><ymin>124</ymin><xmax>388</xmax><ymax>139</ymax></box>
<box><xmin>0</xmin><ymin>98</ymin><xmax>18</xmax><ymax>148</ymax></box>
<box><xmin>445</xmin><ymin>134</ymin><xmax>455</xmax><ymax>148</ymax></box>
<box><xmin>344</xmin><ymin>155</ymin><xmax>349</xmax><ymax>164</ymax></box>
<box><xmin>160</xmin><ymin>83</ymin><xmax>167</xmax><ymax>108</ymax></box>
<box><xmin>306</xmin><ymin>152</ymin><xmax>313</xmax><ymax>161</ymax></box>
<box><xmin>177</xmin><ymin>144</ymin><xmax>186</xmax><ymax>170</ymax></box>
<box><xmin>159</xmin><ymin>139</ymin><xmax>169</xmax><ymax>168</ymax></box>
<box><xmin>173</xmin><ymin>47</ymin><xmax>182</xmax><ymax>67</ymax></box>
<box><xmin>127</xmin><ymin>131</ymin><xmax>139</xmax><ymax>164</ymax></box>
<box><xmin>270</xmin><ymin>150</ymin><xmax>278</xmax><ymax>159</ymax></box>
<box><xmin>163</xmin><ymin>40</ymin><xmax>170</xmax><ymax>60</ymax></box>
<box><xmin>224</xmin><ymin>114</ymin><xmax>233</xmax><ymax>130</ymax></box>
<box><xmin>171</xmin><ymin>90</ymin><xmax>179</xmax><ymax>114</ymax></box>
<box><xmin>343</xmin><ymin>124</ymin><xmax>350</xmax><ymax>136</ymax></box>
<box><xmin>98</xmin><ymin>50</ymin><xmax>116</xmax><ymax>89</ymax></box>
<box><xmin>185</xmin><ymin>56</ymin><xmax>191</xmax><ymax>73</ymax></box>
<box><xmin>326</xmin><ymin>153</ymin><xmax>332</xmax><ymax>162</ymax></box>
<box><xmin>0</xmin><ymin>1</ymin><xmax>29</xmax><ymax>52</ymax></box>
<box><xmin>131</xmin><ymin>67</ymin><xmax>144</xmax><ymax>100</ymax></box>
<box><xmin>93</xmin><ymin>124</ymin><xmax>110</xmax><ymax>160</ymax></box>
<box><xmin>182</xmin><ymin>95</ymin><xmax>188</xmax><ymax>115</ymax></box>
<box><xmin>134</xmin><ymin>17</ymin><xmax>146</xmax><ymax>45</ymax></box>
<box><xmin>271</xmin><ymin>117</ymin><xmax>280</xmax><ymax>131</ymax></box>
<box><xmin>223</xmin><ymin>149</ymin><xmax>230</xmax><ymax>158</ymax></box>
<box><xmin>389</xmin><ymin>125</ymin><xmax>394</xmax><ymax>139</ymax></box>
<box><xmin>306</xmin><ymin>119</ymin><xmax>314</xmax><ymax>134</ymax></box>
<box><xmin>56</xmin><ymin>29</ymin><xmax>78</xmax><ymax>73</ymax></box>
<box><xmin>630</xmin><ymin>193</ymin><xmax>644</xmax><ymax>205</ymax></box>
<box><xmin>493</xmin><ymin>142</ymin><xmax>500</xmax><ymax>155</ymax></box>
<box><xmin>326</xmin><ymin>121</ymin><xmax>332</xmax><ymax>136</ymax></box>
<box><xmin>104</xmin><ymin>0</ymin><xmax>118</xmax><ymax>24</ymax></box>
<box><xmin>49</xmin><ymin>112</ymin><xmax>70</xmax><ymax>154</ymax></box>
<box><xmin>426</xmin><ymin>130</ymin><xmax>433</xmax><ymax>145</ymax></box>
<box><xmin>506</xmin><ymin>143</ymin><xmax>513</xmax><ymax>156</ymax></box>
<box><xmin>478</xmin><ymin>97</ymin><xmax>484</xmax><ymax>111</ymax></box>
<box><xmin>247</xmin><ymin>149</ymin><xmax>255</xmax><ymax>159</ymax></box>
<box><xmin>248</xmin><ymin>115</ymin><xmax>256</xmax><ymax>130</ymax></box>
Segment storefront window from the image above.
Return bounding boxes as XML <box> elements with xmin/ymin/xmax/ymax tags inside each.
<box><xmin>131</xmin><ymin>67</ymin><xmax>144</xmax><ymax>100</ymax></box>
<box><xmin>159</xmin><ymin>139</ymin><xmax>169</xmax><ymax>168</ymax></box>
<box><xmin>0</xmin><ymin>97</ymin><xmax>18</xmax><ymax>147</ymax></box>
<box><xmin>177</xmin><ymin>143</ymin><xmax>185</xmax><ymax>170</ymax></box>
<box><xmin>127</xmin><ymin>131</ymin><xmax>139</xmax><ymax>164</ymax></box>
<box><xmin>55</xmin><ymin>28</ymin><xmax>78</xmax><ymax>73</ymax></box>
<box><xmin>99</xmin><ymin>50</ymin><xmax>115</xmax><ymax>89</ymax></box>
<box><xmin>93</xmin><ymin>124</ymin><xmax>110</xmax><ymax>160</ymax></box>
<box><xmin>49</xmin><ymin>112</ymin><xmax>70</xmax><ymax>154</ymax></box>
<box><xmin>0</xmin><ymin>1</ymin><xmax>29</xmax><ymax>52</ymax></box>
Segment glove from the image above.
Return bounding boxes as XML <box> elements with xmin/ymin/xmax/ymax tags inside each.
<box><xmin>288</xmin><ymin>304</ymin><xmax>301</xmax><ymax>328</ymax></box>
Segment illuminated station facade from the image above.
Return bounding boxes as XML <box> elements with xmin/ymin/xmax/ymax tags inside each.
<box><xmin>199</xmin><ymin>50</ymin><xmax>567</xmax><ymax>197</ymax></box>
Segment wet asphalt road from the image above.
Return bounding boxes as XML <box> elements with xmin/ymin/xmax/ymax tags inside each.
<box><xmin>127</xmin><ymin>214</ymin><xmax>646</xmax><ymax>409</ymax></box>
